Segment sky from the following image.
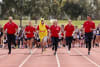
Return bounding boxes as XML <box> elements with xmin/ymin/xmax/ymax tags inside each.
<box><xmin>0</xmin><ymin>0</ymin><xmax>2</xmax><ymax>3</ymax></box>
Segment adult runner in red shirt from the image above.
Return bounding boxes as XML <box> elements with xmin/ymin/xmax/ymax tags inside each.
<box><xmin>64</xmin><ymin>20</ymin><xmax>74</xmax><ymax>54</ymax></box>
<box><xmin>50</xmin><ymin>19</ymin><xmax>60</xmax><ymax>55</ymax></box>
<box><xmin>4</xmin><ymin>17</ymin><xmax>18</xmax><ymax>54</ymax></box>
<box><xmin>25</xmin><ymin>21</ymin><xmax>36</xmax><ymax>54</ymax></box>
<box><xmin>83</xmin><ymin>15</ymin><xmax>95</xmax><ymax>55</ymax></box>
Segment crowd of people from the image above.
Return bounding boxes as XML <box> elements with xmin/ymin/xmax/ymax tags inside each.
<box><xmin>0</xmin><ymin>16</ymin><xmax>100</xmax><ymax>55</ymax></box>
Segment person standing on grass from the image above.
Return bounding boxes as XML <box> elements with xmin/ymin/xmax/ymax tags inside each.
<box><xmin>50</xmin><ymin>19</ymin><xmax>60</xmax><ymax>55</ymax></box>
<box><xmin>64</xmin><ymin>20</ymin><xmax>74</xmax><ymax>54</ymax></box>
<box><xmin>37</xmin><ymin>18</ymin><xmax>49</xmax><ymax>53</ymax></box>
<box><xmin>25</xmin><ymin>21</ymin><xmax>36</xmax><ymax>54</ymax></box>
<box><xmin>3</xmin><ymin>17</ymin><xmax>18</xmax><ymax>54</ymax></box>
<box><xmin>83</xmin><ymin>15</ymin><xmax>95</xmax><ymax>55</ymax></box>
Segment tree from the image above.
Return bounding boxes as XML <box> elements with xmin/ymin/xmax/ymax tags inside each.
<box><xmin>63</xmin><ymin>2</ymin><xmax>87</xmax><ymax>20</ymax></box>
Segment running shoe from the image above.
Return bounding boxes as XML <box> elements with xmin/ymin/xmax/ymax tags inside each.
<box><xmin>52</xmin><ymin>47</ymin><xmax>54</xmax><ymax>51</ymax></box>
<box><xmin>54</xmin><ymin>52</ymin><xmax>56</xmax><ymax>56</ymax></box>
<box><xmin>67</xmin><ymin>50</ymin><xmax>70</xmax><ymax>54</ymax></box>
<box><xmin>8</xmin><ymin>52</ymin><xmax>11</xmax><ymax>54</ymax></box>
<box><xmin>88</xmin><ymin>52</ymin><xmax>90</xmax><ymax>55</ymax></box>
<box><xmin>30</xmin><ymin>50</ymin><xmax>32</xmax><ymax>54</ymax></box>
<box><xmin>42</xmin><ymin>48</ymin><xmax>44</xmax><ymax>53</ymax></box>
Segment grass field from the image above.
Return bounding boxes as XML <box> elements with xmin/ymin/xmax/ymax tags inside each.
<box><xmin>0</xmin><ymin>20</ymin><xmax>100</xmax><ymax>28</ymax></box>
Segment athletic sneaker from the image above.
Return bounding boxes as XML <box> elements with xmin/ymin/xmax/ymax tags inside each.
<box><xmin>67</xmin><ymin>50</ymin><xmax>70</xmax><ymax>54</ymax></box>
<box><xmin>52</xmin><ymin>47</ymin><xmax>54</xmax><ymax>51</ymax></box>
<box><xmin>44</xmin><ymin>47</ymin><xmax>46</xmax><ymax>51</ymax></box>
<box><xmin>96</xmin><ymin>44</ymin><xmax>99</xmax><ymax>47</ymax></box>
<box><xmin>8</xmin><ymin>52</ymin><xmax>11</xmax><ymax>54</ymax></box>
<box><xmin>63</xmin><ymin>44</ymin><xmax>65</xmax><ymax>47</ymax></box>
<box><xmin>54</xmin><ymin>52</ymin><xmax>56</xmax><ymax>56</ymax></box>
<box><xmin>30</xmin><ymin>49</ymin><xmax>32</xmax><ymax>54</ymax></box>
<box><xmin>88</xmin><ymin>52</ymin><xmax>90</xmax><ymax>55</ymax></box>
<box><xmin>42</xmin><ymin>48</ymin><xmax>44</xmax><ymax>53</ymax></box>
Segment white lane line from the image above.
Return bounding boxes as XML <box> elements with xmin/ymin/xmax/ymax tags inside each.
<box><xmin>74</xmin><ymin>49</ymin><xmax>100</xmax><ymax>67</ymax></box>
<box><xmin>19</xmin><ymin>49</ymin><xmax>37</xmax><ymax>67</ymax></box>
<box><xmin>56</xmin><ymin>53</ymin><xmax>60</xmax><ymax>67</ymax></box>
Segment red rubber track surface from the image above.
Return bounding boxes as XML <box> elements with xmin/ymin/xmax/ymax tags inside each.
<box><xmin>0</xmin><ymin>47</ymin><xmax>100</xmax><ymax>67</ymax></box>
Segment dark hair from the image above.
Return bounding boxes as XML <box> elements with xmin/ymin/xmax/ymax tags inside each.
<box><xmin>87</xmin><ymin>15</ymin><xmax>92</xmax><ymax>18</ymax></box>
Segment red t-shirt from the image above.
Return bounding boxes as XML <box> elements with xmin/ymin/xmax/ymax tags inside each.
<box><xmin>61</xmin><ymin>32</ymin><xmax>64</xmax><ymax>37</ymax></box>
<box><xmin>37</xmin><ymin>25</ymin><xmax>49</xmax><ymax>30</ymax></box>
<box><xmin>64</xmin><ymin>24</ymin><xmax>74</xmax><ymax>37</ymax></box>
<box><xmin>25</xmin><ymin>25</ymin><xmax>36</xmax><ymax>38</ymax></box>
<box><xmin>4</xmin><ymin>22</ymin><xmax>18</xmax><ymax>34</ymax></box>
<box><xmin>50</xmin><ymin>25</ymin><xmax>60</xmax><ymax>37</ymax></box>
<box><xmin>83</xmin><ymin>21</ymin><xmax>95</xmax><ymax>33</ymax></box>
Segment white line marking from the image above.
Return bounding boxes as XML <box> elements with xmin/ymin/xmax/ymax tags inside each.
<box><xmin>19</xmin><ymin>49</ymin><xmax>37</xmax><ymax>67</ymax></box>
<box><xmin>56</xmin><ymin>53</ymin><xmax>60</xmax><ymax>67</ymax></box>
<box><xmin>74</xmin><ymin>49</ymin><xmax>100</xmax><ymax>67</ymax></box>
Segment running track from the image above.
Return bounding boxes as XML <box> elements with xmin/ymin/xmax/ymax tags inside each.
<box><xmin>0</xmin><ymin>47</ymin><xmax>100</xmax><ymax>67</ymax></box>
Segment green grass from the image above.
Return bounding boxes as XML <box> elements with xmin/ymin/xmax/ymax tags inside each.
<box><xmin>0</xmin><ymin>20</ymin><xmax>100</xmax><ymax>28</ymax></box>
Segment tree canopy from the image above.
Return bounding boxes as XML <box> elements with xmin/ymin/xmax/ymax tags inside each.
<box><xmin>0</xmin><ymin>0</ymin><xmax>100</xmax><ymax>20</ymax></box>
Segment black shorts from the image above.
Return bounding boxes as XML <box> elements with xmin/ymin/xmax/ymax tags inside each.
<box><xmin>66</xmin><ymin>36</ymin><xmax>73</xmax><ymax>43</ymax></box>
<box><xmin>73</xmin><ymin>38</ymin><xmax>76</xmax><ymax>41</ymax></box>
<box><xmin>58</xmin><ymin>39</ymin><xmax>61</xmax><ymax>42</ymax></box>
<box><xmin>34</xmin><ymin>37</ymin><xmax>40</xmax><ymax>42</ymax></box>
<box><xmin>27</xmin><ymin>37</ymin><xmax>33</xmax><ymax>40</ymax></box>
<box><xmin>51</xmin><ymin>37</ymin><xmax>59</xmax><ymax>43</ymax></box>
<box><xmin>24</xmin><ymin>38</ymin><xmax>27</xmax><ymax>41</ymax></box>
<box><xmin>85</xmin><ymin>32</ymin><xmax>93</xmax><ymax>43</ymax></box>
<box><xmin>4</xmin><ymin>41</ymin><xmax>8</xmax><ymax>44</ymax></box>
<box><xmin>37</xmin><ymin>39</ymin><xmax>40</xmax><ymax>42</ymax></box>
<box><xmin>61</xmin><ymin>37</ymin><xmax>64</xmax><ymax>41</ymax></box>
